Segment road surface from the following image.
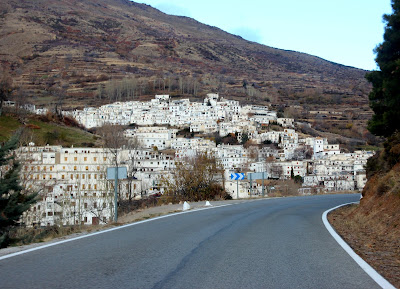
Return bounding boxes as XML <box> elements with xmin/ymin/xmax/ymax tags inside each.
<box><xmin>0</xmin><ymin>194</ymin><xmax>381</xmax><ymax>288</ymax></box>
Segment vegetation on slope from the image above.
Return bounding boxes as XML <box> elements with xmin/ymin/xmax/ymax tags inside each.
<box><xmin>330</xmin><ymin>1</ymin><xmax>400</xmax><ymax>286</ymax></box>
<box><xmin>0</xmin><ymin>0</ymin><xmax>371</xmax><ymax>139</ymax></box>
<box><xmin>0</xmin><ymin>111</ymin><xmax>98</xmax><ymax>147</ymax></box>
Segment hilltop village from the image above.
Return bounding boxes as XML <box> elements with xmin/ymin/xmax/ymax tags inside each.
<box><xmin>17</xmin><ymin>94</ymin><xmax>373</xmax><ymax>227</ymax></box>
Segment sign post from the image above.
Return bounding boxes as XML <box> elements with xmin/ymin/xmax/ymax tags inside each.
<box><xmin>230</xmin><ymin>173</ymin><xmax>245</xmax><ymax>199</ymax></box>
<box><xmin>107</xmin><ymin>167</ymin><xmax>127</xmax><ymax>222</ymax></box>
<box><xmin>249</xmin><ymin>174</ymin><xmax>252</xmax><ymax>197</ymax></box>
<box><xmin>247</xmin><ymin>172</ymin><xmax>268</xmax><ymax>197</ymax></box>
<box><xmin>262</xmin><ymin>172</ymin><xmax>265</xmax><ymax>197</ymax></box>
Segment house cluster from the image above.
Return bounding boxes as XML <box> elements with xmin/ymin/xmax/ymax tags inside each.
<box><xmin>64</xmin><ymin>94</ymin><xmax>280</xmax><ymax>135</ymax></box>
<box><xmin>14</xmin><ymin>94</ymin><xmax>373</xmax><ymax>227</ymax></box>
<box><xmin>17</xmin><ymin>145</ymin><xmax>174</xmax><ymax>227</ymax></box>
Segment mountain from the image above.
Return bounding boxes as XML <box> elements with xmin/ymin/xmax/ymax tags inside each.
<box><xmin>0</xmin><ymin>0</ymin><xmax>371</xmax><ymax>126</ymax></box>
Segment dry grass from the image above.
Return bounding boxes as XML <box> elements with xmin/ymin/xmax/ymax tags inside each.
<box><xmin>329</xmin><ymin>195</ymin><xmax>400</xmax><ymax>288</ymax></box>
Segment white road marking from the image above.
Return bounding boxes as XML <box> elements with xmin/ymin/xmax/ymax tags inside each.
<box><xmin>322</xmin><ymin>203</ymin><xmax>396</xmax><ymax>289</ymax></box>
<box><xmin>0</xmin><ymin>203</ymin><xmax>236</xmax><ymax>261</ymax></box>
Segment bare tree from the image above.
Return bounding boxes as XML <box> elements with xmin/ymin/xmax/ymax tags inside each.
<box><xmin>97</xmin><ymin>125</ymin><xmax>128</xmax><ymax>165</ymax></box>
<box><xmin>160</xmin><ymin>152</ymin><xmax>226</xmax><ymax>202</ymax></box>
<box><xmin>97</xmin><ymin>125</ymin><xmax>144</xmax><ymax>207</ymax></box>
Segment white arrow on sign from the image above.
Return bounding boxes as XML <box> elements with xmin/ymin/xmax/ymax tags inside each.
<box><xmin>230</xmin><ymin>173</ymin><xmax>245</xmax><ymax>180</ymax></box>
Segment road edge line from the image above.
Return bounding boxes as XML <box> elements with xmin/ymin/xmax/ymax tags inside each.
<box><xmin>322</xmin><ymin>202</ymin><xmax>396</xmax><ymax>289</ymax></box>
<box><xmin>0</xmin><ymin>202</ymin><xmax>237</xmax><ymax>261</ymax></box>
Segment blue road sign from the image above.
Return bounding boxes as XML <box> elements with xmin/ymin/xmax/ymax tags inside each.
<box><xmin>230</xmin><ymin>173</ymin><xmax>245</xmax><ymax>180</ymax></box>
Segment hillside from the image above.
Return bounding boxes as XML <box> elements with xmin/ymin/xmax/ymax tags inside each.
<box><xmin>329</xmin><ymin>133</ymin><xmax>400</xmax><ymax>287</ymax></box>
<box><xmin>0</xmin><ymin>0</ymin><xmax>369</xmax><ymax>103</ymax></box>
<box><xmin>0</xmin><ymin>0</ymin><xmax>374</xmax><ymax>144</ymax></box>
<box><xmin>0</xmin><ymin>111</ymin><xmax>98</xmax><ymax>147</ymax></box>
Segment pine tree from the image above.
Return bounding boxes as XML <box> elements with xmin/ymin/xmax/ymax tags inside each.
<box><xmin>0</xmin><ymin>131</ymin><xmax>37</xmax><ymax>248</ymax></box>
<box><xmin>366</xmin><ymin>0</ymin><xmax>400</xmax><ymax>137</ymax></box>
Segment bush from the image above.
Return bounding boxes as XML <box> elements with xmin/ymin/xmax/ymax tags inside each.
<box><xmin>366</xmin><ymin>132</ymin><xmax>400</xmax><ymax>179</ymax></box>
<box><xmin>160</xmin><ymin>153</ymin><xmax>227</xmax><ymax>202</ymax></box>
<box><xmin>118</xmin><ymin>195</ymin><xmax>160</xmax><ymax>215</ymax></box>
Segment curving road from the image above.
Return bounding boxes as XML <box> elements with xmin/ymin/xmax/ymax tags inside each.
<box><xmin>0</xmin><ymin>194</ymin><xmax>381</xmax><ymax>289</ymax></box>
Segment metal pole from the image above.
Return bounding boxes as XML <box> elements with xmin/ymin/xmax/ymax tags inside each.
<box><xmin>249</xmin><ymin>174</ymin><xmax>252</xmax><ymax>197</ymax></box>
<box><xmin>262</xmin><ymin>172</ymin><xmax>265</xmax><ymax>197</ymax></box>
<box><xmin>237</xmin><ymin>179</ymin><xmax>239</xmax><ymax>199</ymax></box>
<box><xmin>114</xmin><ymin>167</ymin><xmax>118</xmax><ymax>222</ymax></box>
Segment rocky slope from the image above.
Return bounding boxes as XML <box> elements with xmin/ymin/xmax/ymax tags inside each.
<box><xmin>0</xmin><ymin>0</ymin><xmax>370</xmax><ymax>110</ymax></box>
<box><xmin>329</xmin><ymin>133</ymin><xmax>400</xmax><ymax>287</ymax></box>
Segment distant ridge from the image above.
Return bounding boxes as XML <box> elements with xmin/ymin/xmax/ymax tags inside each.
<box><xmin>0</xmin><ymin>0</ymin><xmax>370</xmax><ymax>111</ymax></box>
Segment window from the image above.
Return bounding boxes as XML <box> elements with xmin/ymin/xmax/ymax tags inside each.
<box><xmin>74</xmin><ymin>157</ymin><xmax>77</xmax><ymax>161</ymax></box>
<box><xmin>82</xmin><ymin>174</ymin><xmax>85</xmax><ymax>179</ymax></box>
<box><xmin>84</xmin><ymin>157</ymin><xmax>87</xmax><ymax>161</ymax></box>
<box><xmin>62</xmin><ymin>175</ymin><xmax>65</xmax><ymax>180</ymax></box>
<box><xmin>74</xmin><ymin>166</ymin><xmax>77</xmax><ymax>171</ymax></box>
<box><xmin>85</xmin><ymin>166</ymin><xmax>89</xmax><ymax>171</ymax></box>
<box><xmin>88</xmin><ymin>184</ymin><xmax>91</xmax><ymax>190</ymax></box>
<box><xmin>94</xmin><ymin>202</ymin><xmax>97</xmax><ymax>208</ymax></box>
<box><xmin>82</xmin><ymin>184</ymin><xmax>85</xmax><ymax>190</ymax></box>
<box><xmin>94</xmin><ymin>184</ymin><xmax>97</xmax><ymax>190</ymax></box>
<box><xmin>94</xmin><ymin>157</ymin><xmax>97</xmax><ymax>161</ymax></box>
<box><xmin>84</xmin><ymin>203</ymin><xmax>87</xmax><ymax>209</ymax></box>
<box><xmin>64</xmin><ymin>157</ymin><xmax>68</xmax><ymax>161</ymax></box>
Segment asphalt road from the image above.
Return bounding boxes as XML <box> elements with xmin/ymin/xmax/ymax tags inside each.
<box><xmin>0</xmin><ymin>194</ymin><xmax>381</xmax><ymax>289</ymax></box>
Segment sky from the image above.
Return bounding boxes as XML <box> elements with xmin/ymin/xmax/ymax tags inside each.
<box><xmin>135</xmin><ymin>0</ymin><xmax>393</xmax><ymax>71</ymax></box>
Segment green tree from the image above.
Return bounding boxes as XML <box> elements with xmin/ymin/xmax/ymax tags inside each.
<box><xmin>366</xmin><ymin>0</ymin><xmax>400</xmax><ymax>137</ymax></box>
<box><xmin>0</xmin><ymin>74</ymin><xmax>13</xmax><ymax>116</ymax></box>
<box><xmin>0</xmin><ymin>131</ymin><xmax>37</xmax><ymax>248</ymax></box>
